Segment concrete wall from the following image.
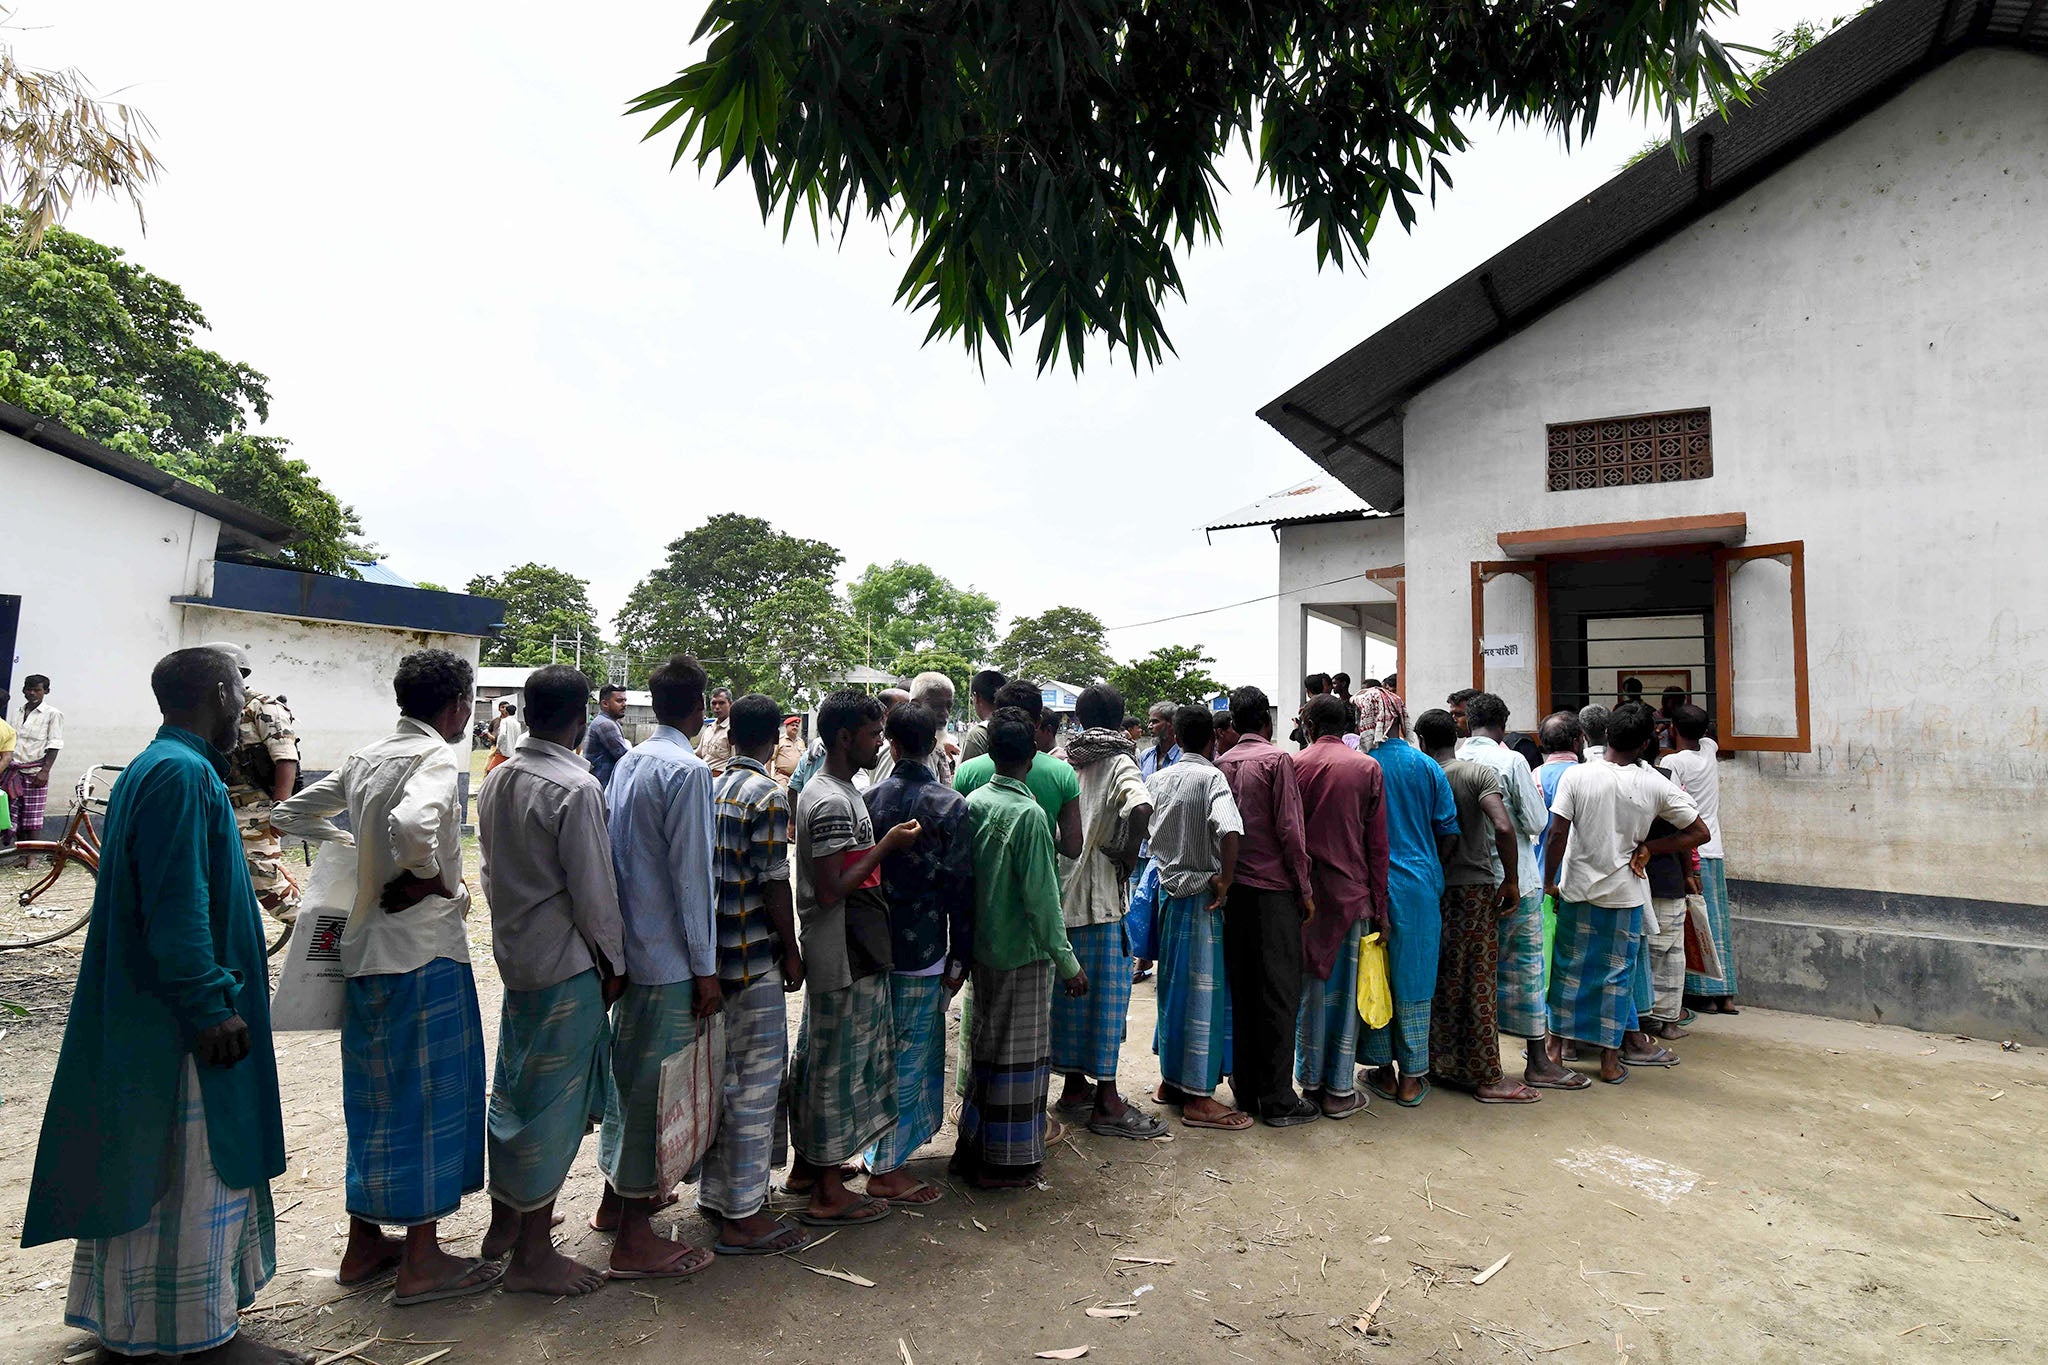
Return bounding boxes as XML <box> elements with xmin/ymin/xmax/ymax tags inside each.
<box><xmin>5</xmin><ymin>431</ymin><xmax>220</xmax><ymax>792</ymax></box>
<box><xmin>1276</xmin><ymin>517</ymin><xmax>1406</xmax><ymax>732</ymax></box>
<box><xmin>1392</xmin><ymin>49</ymin><xmax>2048</xmax><ymax>910</ymax></box>
<box><xmin>180</xmin><ymin>606</ymin><xmax>484</xmax><ymax>772</ymax></box>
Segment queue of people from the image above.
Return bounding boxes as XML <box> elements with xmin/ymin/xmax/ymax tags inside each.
<box><xmin>19</xmin><ymin>644</ymin><xmax>1733</xmax><ymax>1363</ymax></box>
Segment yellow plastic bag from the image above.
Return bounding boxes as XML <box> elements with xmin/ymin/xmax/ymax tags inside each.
<box><xmin>1356</xmin><ymin>931</ymin><xmax>1394</xmax><ymax>1031</ymax></box>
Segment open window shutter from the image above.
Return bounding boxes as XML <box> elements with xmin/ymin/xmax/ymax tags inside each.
<box><xmin>1712</xmin><ymin>541</ymin><xmax>1810</xmax><ymax>751</ymax></box>
<box><xmin>1469</xmin><ymin>561</ymin><xmax>1550</xmax><ymax>722</ymax></box>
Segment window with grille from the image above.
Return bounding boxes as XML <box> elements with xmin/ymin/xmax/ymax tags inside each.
<box><xmin>1546</xmin><ymin>408</ymin><xmax>1712</xmax><ymax>491</ymax></box>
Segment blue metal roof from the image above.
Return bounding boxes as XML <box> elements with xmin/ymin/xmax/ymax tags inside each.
<box><xmin>177</xmin><ymin>560</ymin><xmax>503</xmax><ymax>638</ymax></box>
<box><xmin>347</xmin><ymin>560</ymin><xmax>419</xmax><ymax>588</ymax></box>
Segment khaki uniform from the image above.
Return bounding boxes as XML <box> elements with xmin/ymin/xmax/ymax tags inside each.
<box><xmin>226</xmin><ymin>691</ymin><xmax>302</xmax><ymax>922</ymax></box>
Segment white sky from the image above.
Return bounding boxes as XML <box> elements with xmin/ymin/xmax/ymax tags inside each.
<box><xmin>17</xmin><ymin>0</ymin><xmax>1844</xmax><ymax>697</ymax></box>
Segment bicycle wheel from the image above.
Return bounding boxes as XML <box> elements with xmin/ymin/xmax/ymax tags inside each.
<box><xmin>0</xmin><ymin>845</ymin><xmax>98</xmax><ymax>949</ymax></box>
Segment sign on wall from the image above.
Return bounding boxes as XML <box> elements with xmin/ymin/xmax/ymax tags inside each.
<box><xmin>1479</xmin><ymin>633</ymin><xmax>1528</xmax><ymax>669</ymax></box>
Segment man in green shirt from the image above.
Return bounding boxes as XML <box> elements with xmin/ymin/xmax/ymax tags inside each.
<box><xmin>952</xmin><ymin>709</ymin><xmax>1087</xmax><ymax>1190</ymax></box>
<box><xmin>25</xmin><ymin>648</ymin><xmax>293</xmax><ymax>1364</ymax></box>
<box><xmin>952</xmin><ymin>679</ymin><xmax>1081</xmax><ymax>857</ymax></box>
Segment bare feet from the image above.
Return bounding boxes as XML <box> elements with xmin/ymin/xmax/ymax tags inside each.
<box><xmin>716</xmin><ymin>1209</ymin><xmax>808</xmax><ymax>1250</ymax></box>
<box><xmin>1055</xmin><ymin>1075</ymin><xmax>1094</xmax><ymax>1111</ymax></box>
<box><xmin>338</xmin><ymin>1219</ymin><xmax>404</xmax><ymax>1286</ymax></box>
<box><xmin>1709</xmin><ymin>998</ymin><xmax>1740</xmax><ymax>1015</ymax></box>
<box><xmin>481</xmin><ymin>1200</ymin><xmax>520</xmax><ymax>1260</ymax></box>
<box><xmin>1597</xmin><ymin>1047</ymin><xmax>1628</xmax><ymax>1084</ymax></box>
<box><xmin>1646</xmin><ymin>1019</ymin><xmax>1689</xmax><ymax>1040</ymax></box>
<box><xmin>394</xmin><ymin>1231</ymin><xmax>498</xmax><ymax>1302</ymax></box>
<box><xmin>590</xmin><ymin>1184</ymin><xmax>679</xmax><ymax>1232</ymax></box>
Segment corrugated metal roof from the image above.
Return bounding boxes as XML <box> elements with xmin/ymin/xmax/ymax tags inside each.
<box><xmin>1204</xmin><ymin>478</ymin><xmax>1384</xmax><ymax>532</ymax></box>
<box><xmin>1257</xmin><ymin>0</ymin><xmax>2047</xmax><ymax>498</ymax></box>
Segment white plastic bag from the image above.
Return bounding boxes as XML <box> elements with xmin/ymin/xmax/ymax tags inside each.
<box><xmin>269</xmin><ymin>842</ymin><xmax>357</xmax><ymax>1031</ymax></box>
<box><xmin>655</xmin><ymin>1011</ymin><xmax>727</xmax><ymax>1190</ymax></box>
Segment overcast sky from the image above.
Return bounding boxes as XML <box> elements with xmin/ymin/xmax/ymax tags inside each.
<box><xmin>18</xmin><ymin>0</ymin><xmax>1843</xmax><ymax>697</ymax></box>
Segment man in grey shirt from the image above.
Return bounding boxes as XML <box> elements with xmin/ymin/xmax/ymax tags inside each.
<box><xmin>476</xmin><ymin>665</ymin><xmax>626</xmax><ymax>1298</ymax></box>
<box><xmin>956</xmin><ymin>669</ymin><xmax>1006</xmax><ymax>765</ymax></box>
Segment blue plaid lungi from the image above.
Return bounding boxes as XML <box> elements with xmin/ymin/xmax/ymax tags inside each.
<box><xmin>956</xmin><ymin>959</ymin><xmax>1055</xmax><ymax>1176</ymax></box>
<box><xmin>1495</xmin><ymin>891</ymin><xmax>1548</xmax><ymax>1040</ymax></box>
<box><xmin>787</xmin><ymin>974</ymin><xmax>898</xmax><ymax>1167</ymax></box>
<box><xmin>1052</xmin><ymin>920</ymin><xmax>1133</xmax><ymax>1080</ymax></box>
<box><xmin>1547</xmin><ymin>901</ymin><xmax>1641</xmax><ymax>1049</ymax></box>
<box><xmin>1153</xmin><ymin>892</ymin><xmax>1233</xmax><ymax>1094</ymax></box>
<box><xmin>67</xmin><ymin>1059</ymin><xmax>276</xmax><ymax>1357</ymax></box>
<box><xmin>341</xmin><ymin>957</ymin><xmax>486</xmax><ymax>1225</ymax></box>
<box><xmin>1685</xmin><ymin>857</ymin><xmax>1739</xmax><ymax>996</ymax></box>
<box><xmin>1296</xmin><ymin>922</ymin><xmax>1363</xmax><ymax>1095</ymax></box>
<box><xmin>697</xmin><ymin>976</ymin><xmax>789</xmax><ymax>1221</ymax></box>
<box><xmin>866</xmin><ymin>972</ymin><xmax>950</xmax><ymax>1175</ymax></box>
<box><xmin>597</xmin><ymin>980</ymin><xmax>700</xmax><ymax>1198</ymax></box>
<box><xmin>488</xmin><ymin>969</ymin><xmax>613</xmax><ymax>1212</ymax></box>
<box><xmin>1357</xmin><ymin>998</ymin><xmax>1431</xmax><ymax>1075</ymax></box>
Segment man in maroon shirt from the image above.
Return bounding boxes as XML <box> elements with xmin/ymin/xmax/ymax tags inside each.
<box><xmin>1291</xmin><ymin>694</ymin><xmax>1391</xmax><ymax>1118</ymax></box>
<box><xmin>1213</xmin><ymin>686</ymin><xmax>1320</xmax><ymax>1126</ymax></box>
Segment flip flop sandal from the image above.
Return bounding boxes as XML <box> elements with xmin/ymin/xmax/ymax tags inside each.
<box><xmin>1044</xmin><ymin>1119</ymin><xmax>1068</xmax><ymax>1145</ymax></box>
<box><xmin>1088</xmin><ymin>1106</ymin><xmax>1170</xmax><ymax>1139</ymax></box>
<box><xmin>607</xmin><ymin>1246</ymin><xmax>715</xmax><ymax>1281</ymax></box>
<box><xmin>876</xmin><ymin>1181</ymin><xmax>945</xmax><ymax>1207</ymax></box>
<box><xmin>1530</xmin><ymin>1072</ymin><xmax>1594</xmax><ymax>1091</ymax></box>
<box><xmin>714</xmin><ymin>1222</ymin><xmax>813</xmax><ymax>1257</ymax></box>
<box><xmin>393</xmin><ymin>1259</ymin><xmax>504</xmax><ymax>1306</ymax></box>
<box><xmin>1319</xmin><ymin>1094</ymin><xmax>1368</xmax><ymax>1121</ymax></box>
<box><xmin>1677</xmin><ymin>1008</ymin><xmax>1699</xmax><ymax>1025</ymax></box>
<box><xmin>797</xmin><ymin>1197</ymin><xmax>892</xmax><ymax>1227</ymax></box>
<box><xmin>1181</xmin><ymin>1109</ymin><xmax>1255</xmax><ymax>1131</ymax></box>
<box><xmin>1396</xmin><ymin>1079</ymin><xmax>1432</xmax><ymax>1109</ymax></box>
<box><xmin>1598</xmin><ymin>1067</ymin><xmax>1630</xmax><ymax>1085</ymax></box>
<box><xmin>1053</xmin><ymin>1094</ymin><xmax>1095</xmax><ymax>1115</ymax></box>
<box><xmin>1474</xmin><ymin>1086</ymin><xmax>1543</xmax><ymax>1105</ymax></box>
<box><xmin>1624</xmin><ymin>1050</ymin><xmax>1682</xmax><ymax>1067</ymax></box>
<box><xmin>1364</xmin><ymin>1076</ymin><xmax>1402</xmax><ymax>1104</ymax></box>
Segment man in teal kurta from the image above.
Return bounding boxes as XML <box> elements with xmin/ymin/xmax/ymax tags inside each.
<box><xmin>23</xmin><ymin>648</ymin><xmax>290</xmax><ymax>1363</ymax></box>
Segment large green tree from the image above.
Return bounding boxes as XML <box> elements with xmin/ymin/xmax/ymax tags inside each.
<box><xmin>750</xmin><ymin>578</ymin><xmax>859</xmax><ymax>711</ymax></box>
<box><xmin>0</xmin><ymin>217</ymin><xmax>367</xmax><ymax>572</ymax></box>
<box><xmin>633</xmin><ymin>0</ymin><xmax>1749</xmax><ymax>371</ymax></box>
<box><xmin>1108</xmin><ymin>644</ymin><xmax>1225</xmax><ymax>717</ymax></box>
<box><xmin>615</xmin><ymin>512</ymin><xmax>848</xmax><ymax>697</ymax></box>
<box><xmin>465</xmin><ymin>563</ymin><xmax>606</xmax><ymax>668</ymax></box>
<box><xmin>997</xmin><ymin>606</ymin><xmax>1115</xmax><ymax>687</ymax></box>
<box><xmin>847</xmin><ymin>560</ymin><xmax>999</xmax><ymax>672</ymax></box>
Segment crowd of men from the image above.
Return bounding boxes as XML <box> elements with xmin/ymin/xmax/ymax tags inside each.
<box><xmin>20</xmin><ymin>646</ymin><xmax>1735</xmax><ymax>1363</ymax></box>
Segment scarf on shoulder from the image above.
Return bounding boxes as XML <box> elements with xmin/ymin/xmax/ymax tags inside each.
<box><xmin>1064</xmin><ymin>727</ymin><xmax>1134</xmax><ymax>770</ymax></box>
<box><xmin>1358</xmin><ymin>687</ymin><xmax>1408</xmax><ymax>751</ymax></box>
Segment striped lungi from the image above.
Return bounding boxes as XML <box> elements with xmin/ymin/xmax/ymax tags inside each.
<box><xmin>487</xmin><ymin>969</ymin><xmax>613</xmax><ymax>1212</ymax></box>
<box><xmin>1548</xmin><ymin>900</ymin><xmax>1642</xmax><ymax>1050</ymax></box>
<box><xmin>1357</xmin><ymin>997</ymin><xmax>1431</xmax><ymax>1076</ymax></box>
<box><xmin>1152</xmin><ymin>892</ymin><xmax>1233</xmax><ymax>1095</ymax></box>
<box><xmin>597</xmin><ymin>980</ymin><xmax>700</xmax><ymax>1199</ymax></box>
<box><xmin>865</xmin><ymin>972</ymin><xmax>950</xmax><ymax>1175</ymax></box>
<box><xmin>341</xmin><ymin>958</ymin><xmax>486</xmax><ymax>1225</ymax></box>
<box><xmin>1295</xmin><ymin>921</ymin><xmax>1363</xmax><ymax>1096</ymax></box>
<box><xmin>1495</xmin><ymin>891</ymin><xmax>1548</xmax><ymax>1040</ymax></box>
<box><xmin>1646</xmin><ymin>897</ymin><xmax>1688</xmax><ymax>1023</ymax></box>
<box><xmin>697</xmin><ymin>976</ymin><xmax>789</xmax><ymax>1221</ymax></box>
<box><xmin>1051</xmin><ymin>919</ymin><xmax>1133</xmax><ymax>1080</ymax></box>
<box><xmin>956</xmin><ymin>959</ymin><xmax>1055</xmax><ymax>1176</ymax></box>
<box><xmin>67</xmin><ymin>1058</ymin><xmax>275</xmax><ymax>1357</ymax></box>
<box><xmin>1684</xmin><ymin>857</ymin><xmax>1738</xmax><ymax>997</ymax></box>
<box><xmin>1430</xmin><ymin>885</ymin><xmax>1505</xmax><ymax>1089</ymax></box>
<box><xmin>787</xmin><ymin>974</ymin><xmax>897</xmax><ymax>1167</ymax></box>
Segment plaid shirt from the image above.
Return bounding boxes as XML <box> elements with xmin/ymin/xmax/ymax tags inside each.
<box><xmin>712</xmin><ymin>756</ymin><xmax>792</xmax><ymax>987</ymax></box>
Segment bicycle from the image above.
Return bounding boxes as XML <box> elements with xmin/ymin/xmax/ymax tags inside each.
<box><xmin>1</xmin><ymin>766</ymin><xmax>294</xmax><ymax>957</ymax></box>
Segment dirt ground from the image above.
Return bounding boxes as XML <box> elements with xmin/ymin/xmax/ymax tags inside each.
<box><xmin>3</xmin><ymin>863</ymin><xmax>2045</xmax><ymax>1364</ymax></box>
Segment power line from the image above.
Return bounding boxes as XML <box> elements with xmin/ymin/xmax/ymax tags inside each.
<box><xmin>1103</xmin><ymin>568</ymin><xmax>1394</xmax><ymax>632</ymax></box>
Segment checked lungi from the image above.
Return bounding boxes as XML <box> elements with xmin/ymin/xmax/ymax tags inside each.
<box><xmin>1358</xmin><ymin>998</ymin><xmax>1431</xmax><ymax>1076</ymax></box>
<box><xmin>67</xmin><ymin>1059</ymin><xmax>276</xmax><ymax>1358</ymax></box>
<box><xmin>1495</xmin><ymin>890</ymin><xmax>1548</xmax><ymax>1040</ymax></box>
<box><xmin>1152</xmin><ymin>892</ymin><xmax>1233</xmax><ymax>1095</ymax></box>
<box><xmin>1296</xmin><ymin>921</ymin><xmax>1363</xmax><ymax>1096</ymax></box>
<box><xmin>955</xmin><ymin>959</ymin><xmax>1054</xmax><ymax>1179</ymax></box>
<box><xmin>1430</xmin><ymin>885</ymin><xmax>1505</xmax><ymax>1089</ymax></box>
<box><xmin>787</xmin><ymin>974</ymin><xmax>897</xmax><ymax>1168</ymax></box>
<box><xmin>1051</xmin><ymin>919</ymin><xmax>1133</xmax><ymax>1081</ymax></box>
<box><xmin>865</xmin><ymin>972</ymin><xmax>950</xmax><ymax>1176</ymax></box>
<box><xmin>597</xmin><ymin>980</ymin><xmax>700</xmax><ymax>1199</ymax></box>
<box><xmin>487</xmin><ymin>969</ymin><xmax>613</xmax><ymax>1212</ymax></box>
<box><xmin>697</xmin><ymin>976</ymin><xmax>790</xmax><ymax>1221</ymax></box>
<box><xmin>13</xmin><ymin>771</ymin><xmax>48</xmax><ymax>832</ymax></box>
<box><xmin>342</xmin><ymin>958</ymin><xmax>486</xmax><ymax>1225</ymax></box>
<box><xmin>1646</xmin><ymin>897</ymin><xmax>1689</xmax><ymax>1024</ymax></box>
<box><xmin>1548</xmin><ymin>900</ymin><xmax>1642</xmax><ymax>1050</ymax></box>
<box><xmin>1684</xmin><ymin>857</ymin><xmax>1739</xmax><ymax>997</ymax></box>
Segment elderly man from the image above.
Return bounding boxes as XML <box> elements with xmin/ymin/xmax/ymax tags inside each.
<box><xmin>273</xmin><ymin>650</ymin><xmax>500</xmax><ymax>1304</ymax></box>
<box><xmin>25</xmin><ymin>649</ymin><xmax>292</xmax><ymax>1363</ymax></box>
<box><xmin>907</xmin><ymin>671</ymin><xmax>960</xmax><ymax>783</ymax></box>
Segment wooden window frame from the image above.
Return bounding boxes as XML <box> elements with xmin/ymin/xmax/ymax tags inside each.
<box><xmin>1469</xmin><ymin>560</ymin><xmax>1551</xmax><ymax>706</ymax></box>
<box><xmin>1712</xmin><ymin>540</ymin><xmax>1811</xmax><ymax>752</ymax></box>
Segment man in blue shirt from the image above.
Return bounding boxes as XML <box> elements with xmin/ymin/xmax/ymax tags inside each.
<box><xmin>1129</xmin><ymin>700</ymin><xmax>1181</xmax><ymax>982</ymax></box>
<box><xmin>594</xmin><ymin>655</ymin><xmax>719</xmax><ymax>1280</ymax></box>
<box><xmin>582</xmin><ymin>684</ymin><xmax>631</xmax><ymax>789</ymax></box>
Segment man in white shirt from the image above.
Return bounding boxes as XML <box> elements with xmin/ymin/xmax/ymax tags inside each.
<box><xmin>1661</xmin><ymin>704</ymin><xmax>1737</xmax><ymax>1014</ymax></box>
<box><xmin>489</xmin><ymin>701</ymin><xmax>522</xmax><ymax>771</ymax></box>
<box><xmin>1540</xmin><ymin>702</ymin><xmax>1708</xmax><ymax>1084</ymax></box>
<box><xmin>273</xmin><ymin>650</ymin><xmax>502</xmax><ymax>1305</ymax></box>
<box><xmin>9</xmin><ymin>674</ymin><xmax>63</xmax><ymax>841</ymax></box>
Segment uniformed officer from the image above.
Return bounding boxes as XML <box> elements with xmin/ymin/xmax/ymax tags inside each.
<box><xmin>197</xmin><ymin>641</ymin><xmax>303</xmax><ymax>923</ymax></box>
